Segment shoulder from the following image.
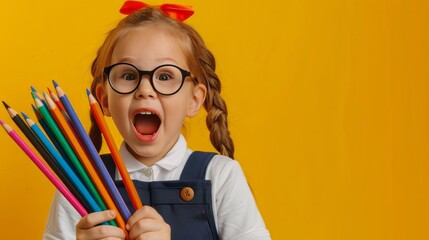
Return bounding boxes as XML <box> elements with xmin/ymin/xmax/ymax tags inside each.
<box><xmin>205</xmin><ymin>154</ymin><xmax>243</xmax><ymax>180</ymax></box>
<box><xmin>205</xmin><ymin>154</ymin><xmax>249</xmax><ymax>194</ymax></box>
<box><xmin>205</xmin><ymin>155</ymin><xmax>272</xmax><ymax>239</ymax></box>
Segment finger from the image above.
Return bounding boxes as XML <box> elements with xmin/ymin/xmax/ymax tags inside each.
<box><xmin>128</xmin><ymin>219</ymin><xmax>162</xmax><ymax>239</ymax></box>
<box><xmin>76</xmin><ymin>225</ymin><xmax>125</xmax><ymax>240</ymax></box>
<box><xmin>77</xmin><ymin>210</ymin><xmax>117</xmax><ymax>229</ymax></box>
<box><xmin>126</xmin><ymin>206</ymin><xmax>163</xmax><ymax>230</ymax></box>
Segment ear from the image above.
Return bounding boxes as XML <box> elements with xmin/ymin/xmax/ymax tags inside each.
<box><xmin>95</xmin><ymin>83</ymin><xmax>111</xmax><ymax>117</ymax></box>
<box><xmin>187</xmin><ymin>83</ymin><xmax>206</xmax><ymax>117</ymax></box>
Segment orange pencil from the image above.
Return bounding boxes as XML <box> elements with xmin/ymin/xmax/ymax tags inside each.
<box><xmin>87</xmin><ymin>90</ymin><xmax>143</xmax><ymax>210</ymax></box>
<box><xmin>48</xmin><ymin>88</ymin><xmax>79</xmax><ymax>139</ymax></box>
<box><xmin>44</xmin><ymin>92</ymin><xmax>128</xmax><ymax>233</ymax></box>
<box><xmin>48</xmin><ymin>87</ymin><xmax>66</xmax><ymax>112</ymax></box>
<box><xmin>53</xmin><ymin>82</ymin><xmax>130</xmax><ymax>221</ymax></box>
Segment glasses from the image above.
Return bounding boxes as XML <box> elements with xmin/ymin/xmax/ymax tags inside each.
<box><xmin>104</xmin><ymin>63</ymin><xmax>193</xmax><ymax>95</ymax></box>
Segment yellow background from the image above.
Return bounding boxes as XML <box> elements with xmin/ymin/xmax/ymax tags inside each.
<box><xmin>0</xmin><ymin>0</ymin><xmax>428</xmax><ymax>239</ymax></box>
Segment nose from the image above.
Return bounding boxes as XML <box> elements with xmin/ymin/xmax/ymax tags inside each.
<box><xmin>134</xmin><ymin>76</ymin><xmax>157</xmax><ymax>99</ymax></box>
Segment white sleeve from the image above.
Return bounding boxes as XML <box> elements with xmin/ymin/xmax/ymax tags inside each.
<box><xmin>43</xmin><ymin>190</ymin><xmax>80</xmax><ymax>240</ymax></box>
<box><xmin>207</xmin><ymin>156</ymin><xmax>271</xmax><ymax>240</ymax></box>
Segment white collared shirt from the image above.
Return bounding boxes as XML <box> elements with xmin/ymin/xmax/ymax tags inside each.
<box><xmin>117</xmin><ymin>134</ymin><xmax>188</xmax><ymax>182</ymax></box>
<box><xmin>43</xmin><ymin>135</ymin><xmax>271</xmax><ymax>240</ymax></box>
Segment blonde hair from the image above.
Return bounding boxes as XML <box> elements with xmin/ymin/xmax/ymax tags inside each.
<box><xmin>89</xmin><ymin>7</ymin><xmax>234</xmax><ymax>159</ymax></box>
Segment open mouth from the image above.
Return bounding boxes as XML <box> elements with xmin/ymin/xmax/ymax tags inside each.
<box><xmin>133</xmin><ymin>111</ymin><xmax>161</xmax><ymax>136</ymax></box>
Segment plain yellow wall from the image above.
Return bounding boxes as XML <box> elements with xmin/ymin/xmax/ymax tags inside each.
<box><xmin>0</xmin><ymin>0</ymin><xmax>428</xmax><ymax>239</ymax></box>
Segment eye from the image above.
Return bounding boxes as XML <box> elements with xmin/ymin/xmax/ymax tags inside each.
<box><xmin>120</xmin><ymin>72</ymin><xmax>138</xmax><ymax>81</ymax></box>
<box><xmin>156</xmin><ymin>73</ymin><xmax>172</xmax><ymax>81</ymax></box>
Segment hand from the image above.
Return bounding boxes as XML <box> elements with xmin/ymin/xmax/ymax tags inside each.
<box><xmin>76</xmin><ymin>210</ymin><xmax>126</xmax><ymax>240</ymax></box>
<box><xmin>126</xmin><ymin>206</ymin><xmax>171</xmax><ymax>240</ymax></box>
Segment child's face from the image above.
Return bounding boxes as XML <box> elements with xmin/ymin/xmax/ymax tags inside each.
<box><xmin>96</xmin><ymin>25</ymin><xmax>206</xmax><ymax>165</ymax></box>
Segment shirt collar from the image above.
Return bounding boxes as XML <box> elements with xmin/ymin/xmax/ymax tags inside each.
<box><xmin>119</xmin><ymin>134</ymin><xmax>188</xmax><ymax>173</ymax></box>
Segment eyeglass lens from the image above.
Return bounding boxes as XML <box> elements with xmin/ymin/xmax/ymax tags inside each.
<box><xmin>108</xmin><ymin>64</ymin><xmax>185</xmax><ymax>95</ymax></box>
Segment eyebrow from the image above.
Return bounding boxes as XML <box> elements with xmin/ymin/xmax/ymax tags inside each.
<box><xmin>154</xmin><ymin>57</ymin><xmax>179</xmax><ymax>64</ymax></box>
<box><xmin>115</xmin><ymin>57</ymin><xmax>180</xmax><ymax>64</ymax></box>
<box><xmin>113</xmin><ymin>57</ymin><xmax>185</xmax><ymax>70</ymax></box>
<box><xmin>115</xmin><ymin>57</ymin><xmax>138</xmax><ymax>63</ymax></box>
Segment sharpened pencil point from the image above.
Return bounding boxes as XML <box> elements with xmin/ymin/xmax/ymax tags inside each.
<box><xmin>86</xmin><ymin>89</ymin><xmax>91</xmax><ymax>96</ymax></box>
<box><xmin>2</xmin><ymin>101</ymin><xmax>10</xmax><ymax>109</ymax></box>
<box><xmin>31</xmin><ymin>86</ymin><xmax>37</xmax><ymax>92</ymax></box>
<box><xmin>21</xmin><ymin>112</ymin><xmax>29</xmax><ymax>120</ymax></box>
<box><xmin>52</xmin><ymin>80</ymin><xmax>59</xmax><ymax>88</ymax></box>
<box><xmin>0</xmin><ymin>119</ymin><xmax>4</xmax><ymax>125</ymax></box>
<box><xmin>31</xmin><ymin>92</ymin><xmax>38</xmax><ymax>99</ymax></box>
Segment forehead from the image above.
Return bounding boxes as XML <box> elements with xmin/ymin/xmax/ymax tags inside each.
<box><xmin>111</xmin><ymin>26</ymin><xmax>189</xmax><ymax>68</ymax></box>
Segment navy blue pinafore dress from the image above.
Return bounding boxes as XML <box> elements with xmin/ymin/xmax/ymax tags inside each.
<box><xmin>102</xmin><ymin>151</ymin><xmax>220</xmax><ymax>240</ymax></box>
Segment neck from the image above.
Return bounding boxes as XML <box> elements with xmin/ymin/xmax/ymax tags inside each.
<box><xmin>125</xmin><ymin>134</ymin><xmax>181</xmax><ymax>167</ymax></box>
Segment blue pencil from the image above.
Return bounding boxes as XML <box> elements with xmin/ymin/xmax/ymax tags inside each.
<box><xmin>33</xmin><ymin>94</ymin><xmax>115</xmax><ymax>226</ymax></box>
<box><xmin>53</xmin><ymin>80</ymin><xmax>131</xmax><ymax>221</ymax></box>
<box><xmin>24</xmin><ymin>113</ymin><xmax>107</xmax><ymax>221</ymax></box>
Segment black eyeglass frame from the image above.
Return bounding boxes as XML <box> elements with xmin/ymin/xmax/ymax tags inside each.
<box><xmin>103</xmin><ymin>63</ymin><xmax>193</xmax><ymax>96</ymax></box>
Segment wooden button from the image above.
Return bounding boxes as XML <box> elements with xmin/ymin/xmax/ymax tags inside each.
<box><xmin>180</xmin><ymin>187</ymin><xmax>194</xmax><ymax>202</ymax></box>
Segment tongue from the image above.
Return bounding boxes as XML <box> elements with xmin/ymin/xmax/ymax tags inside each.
<box><xmin>134</xmin><ymin>114</ymin><xmax>160</xmax><ymax>135</ymax></box>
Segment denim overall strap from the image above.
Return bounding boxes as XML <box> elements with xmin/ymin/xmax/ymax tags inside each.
<box><xmin>180</xmin><ymin>151</ymin><xmax>217</xmax><ymax>180</ymax></box>
<box><xmin>103</xmin><ymin>154</ymin><xmax>116</xmax><ymax>180</ymax></box>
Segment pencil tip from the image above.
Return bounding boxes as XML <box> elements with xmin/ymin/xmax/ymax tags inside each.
<box><xmin>31</xmin><ymin>105</ymin><xmax>41</xmax><ymax>118</ymax></box>
<box><xmin>31</xmin><ymin>92</ymin><xmax>37</xmax><ymax>99</ymax></box>
<box><xmin>52</xmin><ymin>80</ymin><xmax>58</xmax><ymax>88</ymax></box>
<box><xmin>2</xmin><ymin>101</ymin><xmax>10</xmax><ymax>109</ymax></box>
<box><xmin>86</xmin><ymin>89</ymin><xmax>91</xmax><ymax>96</ymax></box>
<box><xmin>22</xmin><ymin>112</ymin><xmax>29</xmax><ymax>120</ymax></box>
<box><xmin>0</xmin><ymin>119</ymin><xmax>4</xmax><ymax>125</ymax></box>
<box><xmin>31</xmin><ymin>86</ymin><xmax>37</xmax><ymax>92</ymax></box>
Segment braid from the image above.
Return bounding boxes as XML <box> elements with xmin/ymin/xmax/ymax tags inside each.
<box><xmin>182</xmin><ymin>21</ymin><xmax>235</xmax><ymax>159</ymax></box>
<box><xmin>200</xmin><ymin>53</ymin><xmax>235</xmax><ymax>159</ymax></box>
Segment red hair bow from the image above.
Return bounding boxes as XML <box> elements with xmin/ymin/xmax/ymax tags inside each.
<box><xmin>119</xmin><ymin>1</ymin><xmax>194</xmax><ymax>21</ymax></box>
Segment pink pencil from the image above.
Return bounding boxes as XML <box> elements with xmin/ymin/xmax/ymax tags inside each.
<box><xmin>0</xmin><ymin>119</ymin><xmax>87</xmax><ymax>216</ymax></box>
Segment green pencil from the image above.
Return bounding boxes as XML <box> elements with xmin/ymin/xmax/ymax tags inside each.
<box><xmin>32</xmin><ymin>93</ymin><xmax>109</xmax><ymax>213</ymax></box>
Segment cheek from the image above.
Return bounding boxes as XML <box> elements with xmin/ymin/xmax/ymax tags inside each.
<box><xmin>163</xmin><ymin>99</ymin><xmax>187</xmax><ymax>117</ymax></box>
<box><xmin>162</xmin><ymin>95</ymin><xmax>191</xmax><ymax>124</ymax></box>
<box><xmin>107</xmin><ymin>94</ymin><xmax>130</xmax><ymax>125</ymax></box>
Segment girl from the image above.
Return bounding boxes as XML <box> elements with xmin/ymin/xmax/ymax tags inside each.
<box><xmin>43</xmin><ymin>4</ymin><xmax>270</xmax><ymax>240</ymax></box>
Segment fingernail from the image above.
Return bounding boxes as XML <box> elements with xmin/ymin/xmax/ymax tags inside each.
<box><xmin>109</xmin><ymin>210</ymin><xmax>115</xmax><ymax>218</ymax></box>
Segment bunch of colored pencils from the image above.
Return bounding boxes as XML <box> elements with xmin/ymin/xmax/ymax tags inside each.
<box><xmin>0</xmin><ymin>81</ymin><xmax>142</xmax><ymax>235</ymax></box>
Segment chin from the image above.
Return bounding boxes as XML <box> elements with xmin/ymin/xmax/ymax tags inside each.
<box><xmin>127</xmin><ymin>142</ymin><xmax>159</xmax><ymax>158</ymax></box>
